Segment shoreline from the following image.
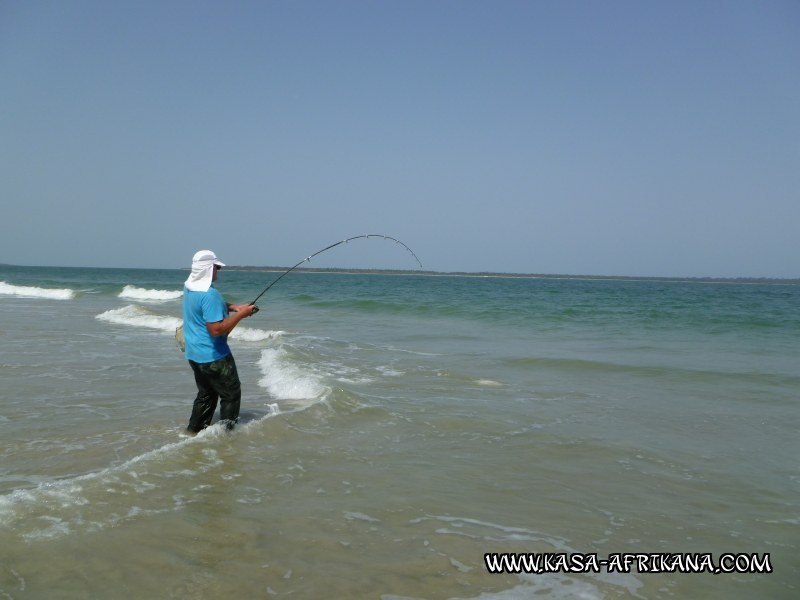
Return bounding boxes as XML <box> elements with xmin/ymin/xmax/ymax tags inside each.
<box><xmin>2</xmin><ymin>263</ymin><xmax>798</xmax><ymax>285</ymax></box>
<box><xmin>226</xmin><ymin>266</ymin><xmax>800</xmax><ymax>285</ymax></box>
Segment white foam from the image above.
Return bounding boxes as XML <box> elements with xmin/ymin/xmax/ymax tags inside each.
<box><xmin>118</xmin><ymin>285</ymin><xmax>182</xmax><ymax>302</ymax></box>
<box><xmin>96</xmin><ymin>305</ymin><xmax>280</xmax><ymax>343</ymax></box>
<box><xmin>230</xmin><ymin>327</ymin><xmax>283</xmax><ymax>343</ymax></box>
<box><xmin>377</xmin><ymin>365</ymin><xmax>404</xmax><ymax>377</ymax></box>
<box><xmin>0</xmin><ymin>413</ymin><xmax>288</xmax><ymax>541</ymax></box>
<box><xmin>257</xmin><ymin>347</ymin><xmax>328</xmax><ymax>401</ymax></box>
<box><xmin>475</xmin><ymin>378</ymin><xmax>503</xmax><ymax>386</ymax></box>
<box><xmin>0</xmin><ymin>428</ymin><xmax>218</xmax><ymax>534</ymax></box>
<box><xmin>96</xmin><ymin>305</ymin><xmax>181</xmax><ymax>333</ymax></box>
<box><xmin>0</xmin><ymin>281</ymin><xmax>75</xmax><ymax>300</ymax></box>
<box><xmin>344</xmin><ymin>511</ymin><xmax>381</xmax><ymax>523</ymax></box>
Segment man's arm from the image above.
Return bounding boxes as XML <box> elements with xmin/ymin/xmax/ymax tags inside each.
<box><xmin>207</xmin><ymin>304</ymin><xmax>257</xmax><ymax>337</ymax></box>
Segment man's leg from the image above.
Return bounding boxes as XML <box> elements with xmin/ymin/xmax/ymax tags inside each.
<box><xmin>188</xmin><ymin>360</ymin><xmax>219</xmax><ymax>433</ymax></box>
<box><xmin>192</xmin><ymin>354</ymin><xmax>241</xmax><ymax>431</ymax></box>
<box><xmin>209</xmin><ymin>354</ymin><xmax>242</xmax><ymax>430</ymax></box>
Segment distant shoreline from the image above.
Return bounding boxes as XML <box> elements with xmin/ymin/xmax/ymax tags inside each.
<box><xmin>1</xmin><ymin>263</ymin><xmax>797</xmax><ymax>284</ymax></box>
<box><xmin>226</xmin><ymin>266</ymin><xmax>800</xmax><ymax>285</ymax></box>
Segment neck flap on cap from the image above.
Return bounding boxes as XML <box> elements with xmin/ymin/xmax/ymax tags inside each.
<box><xmin>185</xmin><ymin>250</ymin><xmax>224</xmax><ymax>292</ymax></box>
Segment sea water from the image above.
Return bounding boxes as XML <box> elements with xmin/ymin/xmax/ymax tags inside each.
<box><xmin>0</xmin><ymin>264</ymin><xmax>797</xmax><ymax>599</ymax></box>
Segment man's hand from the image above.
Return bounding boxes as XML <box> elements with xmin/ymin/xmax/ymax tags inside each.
<box><xmin>229</xmin><ymin>304</ymin><xmax>258</xmax><ymax>317</ymax></box>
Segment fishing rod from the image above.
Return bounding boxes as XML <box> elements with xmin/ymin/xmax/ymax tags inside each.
<box><xmin>248</xmin><ymin>234</ymin><xmax>423</xmax><ymax>313</ymax></box>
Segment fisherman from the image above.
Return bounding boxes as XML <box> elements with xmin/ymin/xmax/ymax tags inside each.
<box><xmin>182</xmin><ymin>250</ymin><xmax>257</xmax><ymax>433</ymax></box>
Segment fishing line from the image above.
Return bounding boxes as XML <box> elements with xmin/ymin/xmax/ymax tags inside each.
<box><xmin>249</xmin><ymin>234</ymin><xmax>422</xmax><ymax>313</ymax></box>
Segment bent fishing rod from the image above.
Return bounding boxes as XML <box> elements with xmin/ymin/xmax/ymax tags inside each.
<box><xmin>248</xmin><ymin>234</ymin><xmax>423</xmax><ymax>314</ymax></box>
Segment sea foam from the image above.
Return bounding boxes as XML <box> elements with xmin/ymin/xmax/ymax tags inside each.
<box><xmin>230</xmin><ymin>327</ymin><xmax>283</xmax><ymax>343</ymax></box>
<box><xmin>96</xmin><ymin>305</ymin><xmax>182</xmax><ymax>333</ymax></box>
<box><xmin>0</xmin><ymin>281</ymin><xmax>75</xmax><ymax>300</ymax></box>
<box><xmin>96</xmin><ymin>304</ymin><xmax>281</xmax><ymax>342</ymax></box>
<box><xmin>257</xmin><ymin>347</ymin><xmax>328</xmax><ymax>402</ymax></box>
<box><xmin>118</xmin><ymin>285</ymin><xmax>182</xmax><ymax>302</ymax></box>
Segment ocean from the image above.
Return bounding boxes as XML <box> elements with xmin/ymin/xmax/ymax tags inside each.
<box><xmin>0</xmin><ymin>264</ymin><xmax>797</xmax><ymax>599</ymax></box>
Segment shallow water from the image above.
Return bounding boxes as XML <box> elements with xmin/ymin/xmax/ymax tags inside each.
<box><xmin>0</xmin><ymin>265</ymin><xmax>797</xmax><ymax>598</ymax></box>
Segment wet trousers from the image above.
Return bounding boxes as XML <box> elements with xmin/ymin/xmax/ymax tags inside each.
<box><xmin>187</xmin><ymin>354</ymin><xmax>241</xmax><ymax>432</ymax></box>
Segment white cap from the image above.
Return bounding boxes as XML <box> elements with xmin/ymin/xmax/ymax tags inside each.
<box><xmin>192</xmin><ymin>250</ymin><xmax>226</xmax><ymax>268</ymax></box>
<box><xmin>185</xmin><ymin>250</ymin><xmax>225</xmax><ymax>292</ymax></box>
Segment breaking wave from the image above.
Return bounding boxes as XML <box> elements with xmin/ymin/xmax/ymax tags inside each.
<box><xmin>96</xmin><ymin>305</ymin><xmax>182</xmax><ymax>333</ymax></box>
<box><xmin>96</xmin><ymin>305</ymin><xmax>281</xmax><ymax>342</ymax></box>
<box><xmin>257</xmin><ymin>347</ymin><xmax>329</xmax><ymax>403</ymax></box>
<box><xmin>0</xmin><ymin>281</ymin><xmax>76</xmax><ymax>300</ymax></box>
<box><xmin>118</xmin><ymin>285</ymin><xmax>182</xmax><ymax>302</ymax></box>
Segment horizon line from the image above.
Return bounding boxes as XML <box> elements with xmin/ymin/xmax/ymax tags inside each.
<box><xmin>1</xmin><ymin>263</ymin><xmax>798</xmax><ymax>283</ymax></box>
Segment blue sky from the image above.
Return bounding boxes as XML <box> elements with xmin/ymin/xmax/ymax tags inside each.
<box><xmin>1</xmin><ymin>1</ymin><xmax>798</xmax><ymax>277</ymax></box>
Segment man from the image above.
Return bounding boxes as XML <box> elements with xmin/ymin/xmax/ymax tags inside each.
<box><xmin>183</xmin><ymin>250</ymin><xmax>257</xmax><ymax>433</ymax></box>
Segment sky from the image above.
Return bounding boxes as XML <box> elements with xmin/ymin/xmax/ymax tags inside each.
<box><xmin>1</xmin><ymin>0</ymin><xmax>798</xmax><ymax>278</ymax></box>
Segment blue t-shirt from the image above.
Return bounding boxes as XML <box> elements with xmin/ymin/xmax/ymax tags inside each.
<box><xmin>183</xmin><ymin>286</ymin><xmax>231</xmax><ymax>363</ymax></box>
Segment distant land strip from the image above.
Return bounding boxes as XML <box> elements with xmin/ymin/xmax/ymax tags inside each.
<box><xmin>227</xmin><ymin>266</ymin><xmax>800</xmax><ymax>285</ymax></box>
<box><xmin>1</xmin><ymin>263</ymin><xmax>795</xmax><ymax>284</ymax></box>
